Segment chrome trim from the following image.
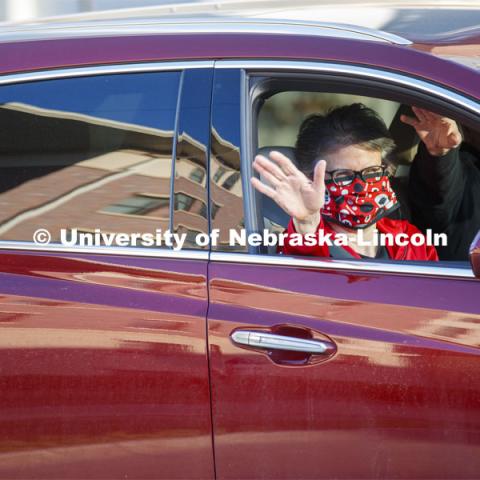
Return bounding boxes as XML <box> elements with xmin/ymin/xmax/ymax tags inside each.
<box><xmin>0</xmin><ymin>18</ymin><xmax>411</xmax><ymax>46</ymax></box>
<box><xmin>216</xmin><ymin>60</ymin><xmax>480</xmax><ymax>114</ymax></box>
<box><xmin>0</xmin><ymin>61</ymin><xmax>215</xmax><ymax>85</ymax></box>
<box><xmin>0</xmin><ymin>241</ymin><xmax>209</xmax><ymax>260</ymax></box>
<box><xmin>2</xmin><ymin>243</ymin><xmax>472</xmax><ymax>278</ymax></box>
<box><xmin>210</xmin><ymin>252</ymin><xmax>476</xmax><ymax>280</ymax></box>
<box><xmin>231</xmin><ymin>329</ymin><xmax>328</xmax><ymax>354</ymax></box>
<box><xmin>239</xmin><ymin>68</ymin><xmax>259</xmax><ymax>254</ymax></box>
<box><xmin>0</xmin><ymin>61</ymin><xmax>214</xmax><ymax>261</ymax></box>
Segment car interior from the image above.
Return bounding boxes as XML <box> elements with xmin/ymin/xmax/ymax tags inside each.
<box><xmin>249</xmin><ymin>75</ymin><xmax>480</xmax><ymax>265</ymax></box>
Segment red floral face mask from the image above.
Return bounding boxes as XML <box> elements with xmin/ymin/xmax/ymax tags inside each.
<box><xmin>321</xmin><ymin>174</ymin><xmax>398</xmax><ymax>228</ymax></box>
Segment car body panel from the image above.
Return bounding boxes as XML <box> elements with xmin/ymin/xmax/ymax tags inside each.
<box><xmin>0</xmin><ymin>34</ymin><xmax>480</xmax><ymax>100</ymax></box>
<box><xmin>204</xmin><ymin>41</ymin><xmax>480</xmax><ymax>478</ymax></box>
<box><xmin>0</xmin><ymin>250</ymin><xmax>213</xmax><ymax>479</ymax></box>
<box><xmin>208</xmin><ymin>259</ymin><xmax>480</xmax><ymax>479</ymax></box>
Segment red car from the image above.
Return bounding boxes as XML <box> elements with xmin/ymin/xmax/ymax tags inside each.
<box><xmin>0</xmin><ymin>8</ymin><xmax>479</xmax><ymax>479</ymax></box>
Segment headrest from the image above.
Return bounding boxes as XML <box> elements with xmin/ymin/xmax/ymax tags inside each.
<box><xmin>389</xmin><ymin>104</ymin><xmax>421</xmax><ymax>166</ymax></box>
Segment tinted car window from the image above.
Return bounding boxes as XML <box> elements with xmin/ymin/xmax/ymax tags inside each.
<box><xmin>0</xmin><ymin>71</ymin><xmax>180</xmax><ymax>246</ymax></box>
<box><xmin>210</xmin><ymin>69</ymin><xmax>246</xmax><ymax>252</ymax></box>
<box><xmin>250</xmin><ymin>82</ymin><xmax>477</xmax><ymax>264</ymax></box>
<box><xmin>173</xmin><ymin>69</ymin><xmax>213</xmax><ymax>249</ymax></box>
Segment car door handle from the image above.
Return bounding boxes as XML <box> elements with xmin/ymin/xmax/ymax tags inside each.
<box><xmin>231</xmin><ymin>330</ymin><xmax>328</xmax><ymax>354</ymax></box>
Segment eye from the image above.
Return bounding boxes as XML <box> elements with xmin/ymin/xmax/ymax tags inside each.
<box><xmin>363</xmin><ymin>166</ymin><xmax>384</xmax><ymax>182</ymax></box>
<box><xmin>332</xmin><ymin>170</ymin><xmax>355</xmax><ymax>186</ymax></box>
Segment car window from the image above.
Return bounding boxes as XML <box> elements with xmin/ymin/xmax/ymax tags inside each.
<box><xmin>172</xmin><ymin>69</ymin><xmax>213</xmax><ymax>250</ymax></box>
<box><xmin>0</xmin><ymin>71</ymin><xmax>181</xmax><ymax>248</ymax></box>
<box><xmin>249</xmin><ymin>83</ymin><xmax>478</xmax><ymax>265</ymax></box>
<box><xmin>210</xmin><ymin>69</ymin><xmax>247</xmax><ymax>252</ymax></box>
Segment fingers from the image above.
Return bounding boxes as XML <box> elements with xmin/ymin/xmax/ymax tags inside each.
<box><xmin>268</xmin><ymin>150</ymin><xmax>300</xmax><ymax>176</ymax></box>
<box><xmin>400</xmin><ymin>114</ymin><xmax>420</xmax><ymax>129</ymax></box>
<box><xmin>254</xmin><ymin>154</ymin><xmax>287</xmax><ymax>181</ymax></box>
<box><xmin>412</xmin><ymin>106</ymin><xmax>429</xmax><ymax>123</ymax></box>
<box><xmin>250</xmin><ymin>177</ymin><xmax>276</xmax><ymax>199</ymax></box>
<box><xmin>423</xmin><ymin>110</ymin><xmax>441</xmax><ymax>123</ymax></box>
<box><xmin>412</xmin><ymin>106</ymin><xmax>451</xmax><ymax>123</ymax></box>
<box><xmin>446</xmin><ymin>119</ymin><xmax>462</xmax><ymax>146</ymax></box>
<box><xmin>313</xmin><ymin>160</ymin><xmax>326</xmax><ymax>192</ymax></box>
<box><xmin>252</xmin><ymin>159</ymin><xmax>281</xmax><ymax>187</ymax></box>
<box><xmin>447</xmin><ymin>130</ymin><xmax>462</xmax><ymax>147</ymax></box>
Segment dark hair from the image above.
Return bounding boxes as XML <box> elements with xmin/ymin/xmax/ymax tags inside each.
<box><xmin>295</xmin><ymin>103</ymin><xmax>396</xmax><ymax>177</ymax></box>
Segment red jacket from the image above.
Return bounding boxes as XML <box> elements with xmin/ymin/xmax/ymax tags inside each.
<box><xmin>280</xmin><ymin>217</ymin><xmax>439</xmax><ymax>261</ymax></box>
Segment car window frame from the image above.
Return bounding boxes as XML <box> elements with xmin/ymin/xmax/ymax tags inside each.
<box><xmin>212</xmin><ymin>59</ymin><xmax>480</xmax><ymax>280</ymax></box>
<box><xmin>0</xmin><ymin>60</ymin><xmax>214</xmax><ymax>261</ymax></box>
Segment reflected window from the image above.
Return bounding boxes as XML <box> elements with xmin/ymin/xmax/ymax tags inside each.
<box><xmin>211</xmin><ymin>203</ymin><xmax>220</xmax><ymax>219</ymax></box>
<box><xmin>175</xmin><ymin>225</ymin><xmax>203</xmax><ymax>246</ymax></box>
<box><xmin>102</xmin><ymin>195</ymin><xmax>169</xmax><ymax>216</ymax></box>
<box><xmin>175</xmin><ymin>193</ymin><xmax>195</xmax><ymax>212</ymax></box>
<box><xmin>210</xmin><ymin>69</ymin><xmax>245</xmax><ymax>252</ymax></box>
<box><xmin>0</xmin><ymin>71</ymin><xmax>180</xmax><ymax>246</ymax></box>
<box><xmin>199</xmin><ymin>202</ymin><xmax>220</xmax><ymax>220</ymax></box>
<box><xmin>185</xmin><ymin>228</ymin><xmax>202</xmax><ymax>245</ymax></box>
<box><xmin>213</xmin><ymin>166</ymin><xmax>227</xmax><ymax>183</ymax></box>
<box><xmin>189</xmin><ymin>167</ymin><xmax>206</xmax><ymax>184</ymax></box>
<box><xmin>222</xmin><ymin>172</ymin><xmax>241</xmax><ymax>190</ymax></box>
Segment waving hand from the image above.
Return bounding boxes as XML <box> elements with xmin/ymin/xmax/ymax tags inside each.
<box><xmin>400</xmin><ymin>106</ymin><xmax>462</xmax><ymax>157</ymax></box>
<box><xmin>250</xmin><ymin>151</ymin><xmax>326</xmax><ymax>227</ymax></box>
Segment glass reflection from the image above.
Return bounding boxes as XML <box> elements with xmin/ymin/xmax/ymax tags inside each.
<box><xmin>0</xmin><ymin>72</ymin><xmax>181</xmax><ymax>246</ymax></box>
<box><xmin>172</xmin><ymin>69</ymin><xmax>212</xmax><ymax>249</ymax></box>
<box><xmin>210</xmin><ymin>70</ymin><xmax>245</xmax><ymax>252</ymax></box>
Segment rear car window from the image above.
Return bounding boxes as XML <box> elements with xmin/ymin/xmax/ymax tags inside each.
<box><xmin>0</xmin><ymin>71</ymin><xmax>180</xmax><ymax>247</ymax></box>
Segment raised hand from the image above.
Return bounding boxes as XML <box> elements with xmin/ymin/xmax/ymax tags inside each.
<box><xmin>250</xmin><ymin>151</ymin><xmax>326</xmax><ymax>224</ymax></box>
<box><xmin>400</xmin><ymin>106</ymin><xmax>462</xmax><ymax>157</ymax></box>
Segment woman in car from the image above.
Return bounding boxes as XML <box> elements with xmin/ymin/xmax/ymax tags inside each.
<box><xmin>251</xmin><ymin>103</ymin><xmax>438</xmax><ymax>260</ymax></box>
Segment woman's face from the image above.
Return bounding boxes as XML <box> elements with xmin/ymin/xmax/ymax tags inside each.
<box><xmin>320</xmin><ymin>144</ymin><xmax>392</xmax><ymax>232</ymax></box>
<box><xmin>323</xmin><ymin>144</ymin><xmax>382</xmax><ymax>177</ymax></box>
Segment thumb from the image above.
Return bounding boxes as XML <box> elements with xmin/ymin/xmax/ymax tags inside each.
<box><xmin>313</xmin><ymin>160</ymin><xmax>326</xmax><ymax>192</ymax></box>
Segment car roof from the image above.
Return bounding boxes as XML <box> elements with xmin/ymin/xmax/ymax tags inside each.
<box><xmin>0</xmin><ymin>15</ymin><xmax>410</xmax><ymax>46</ymax></box>
<box><xmin>1</xmin><ymin>1</ymin><xmax>479</xmax><ymax>84</ymax></box>
<box><xmin>1</xmin><ymin>1</ymin><xmax>479</xmax><ymax>69</ymax></box>
<box><xmin>1</xmin><ymin>1</ymin><xmax>479</xmax><ymax>42</ymax></box>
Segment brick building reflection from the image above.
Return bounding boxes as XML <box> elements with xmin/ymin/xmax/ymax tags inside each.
<box><xmin>209</xmin><ymin>127</ymin><xmax>244</xmax><ymax>251</ymax></box>
<box><xmin>0</xmin><ymin>102</ymin><xmax>245</xmax><ymax>248</ymax></box>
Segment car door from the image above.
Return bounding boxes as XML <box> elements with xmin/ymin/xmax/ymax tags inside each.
<box><xmin>0</xmin><ymin>63</ymin><xmax>214</xmax><ymax>479</ymax></box>
<box><xmin>207</xmin><ymin>64</ymin><xmax>480</xmax><ymax>479</ymax></box>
